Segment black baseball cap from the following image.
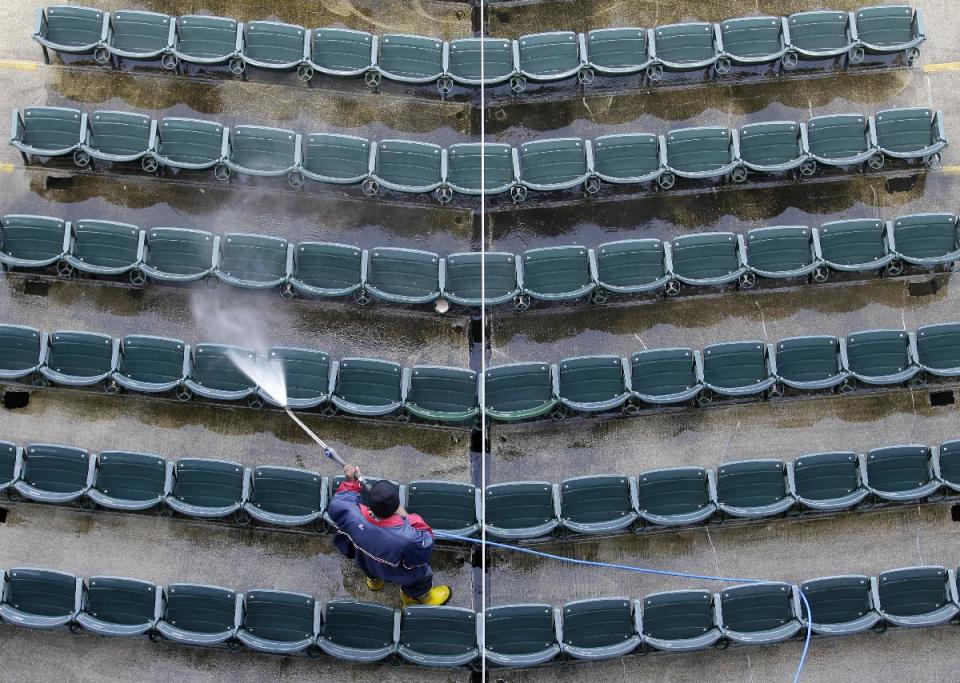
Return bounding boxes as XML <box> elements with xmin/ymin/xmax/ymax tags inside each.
<box><xmin>368</xmin><ymin>480</ymin><xmax>400</xmax><ymax>519</ymax></box>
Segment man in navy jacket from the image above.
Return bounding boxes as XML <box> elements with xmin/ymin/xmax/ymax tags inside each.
<box><xmin>328</xmin><ymin>464</ymin><xmax>451</xmax><ymax>606</ymax></box>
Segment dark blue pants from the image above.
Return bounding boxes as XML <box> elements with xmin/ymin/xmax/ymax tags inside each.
<box><xmin>340</xmin><ymin>542</ymin><xmax>434</xmax><ymax>597</ymax></box>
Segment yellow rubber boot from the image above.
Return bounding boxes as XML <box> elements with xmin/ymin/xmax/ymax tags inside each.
<box><xmin>366</xmin><ymin>577</ymin><xmax>385</xmax><ymax>592</ymax></box>
<box><xmin>401</xmin><ymin>585</ymin><xmax>451</xmax><ymax>607</ymax></box>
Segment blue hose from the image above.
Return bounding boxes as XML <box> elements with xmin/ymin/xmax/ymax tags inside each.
<box><xmin>437</xmin><ymin>531</ymin><xmax>812</xmax><ymax>683</ymax></box>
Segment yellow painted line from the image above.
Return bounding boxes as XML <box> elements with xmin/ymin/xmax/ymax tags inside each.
<box><xmin>941</xmin><ymin>165</ymin><xmax>960</xmax><ymax>174</ymax></box>
<box><xmin>0</xmin><ymin>162</ymin><xmax>14</xmax><ymax>173</ymax></box>
<box><xmin>0</xmin><ymin>59</ymin><xmax>38</xmax><ymax>72</ymax></box>
<box><xmin>924</xmin><ymin>62</ymin><xmax>960</xmax><ymax>73</ymax></box>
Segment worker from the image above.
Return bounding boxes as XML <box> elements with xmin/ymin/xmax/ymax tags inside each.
<box><xmin>328</xmin><ymin>462</ymin><xmax>451</xmax><ymax>606</ymax></box>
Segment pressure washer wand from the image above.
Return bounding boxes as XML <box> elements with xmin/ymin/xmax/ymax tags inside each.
<box><xmin>284</xmin><ymin>407</ymin><xmax>356</xmax><ymax>474</ymax></box>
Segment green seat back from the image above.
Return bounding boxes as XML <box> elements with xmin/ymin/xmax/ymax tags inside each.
<box><xmin>631</xmin><ymin>348</ymin><xmax>698</xmax><ymax>397</ymax></box>
<box><xmin>845</xmin><ymin>329</ymin><xmax>911</xmax><ymax>377</ymax></box>
<box><xmin>95</xmin><ymin>451</ymin><xmax>168</xmax><ymax>502</ymax></box>
<box><xmin>375</xmin><ymin>141</ymin><xmax>442</xmax><ymax>188</ymax></box>
<box><xmin>1</xmin><ymin>214</ymin><xmax>66</xmax><ymax>263</ymax></box>
<box><xmin>720</xmin><ymin>16</ymin><xmax>782</xmax><ymax>58</ymax></box>
<box><xmin>562</xmin><ymin>599</ymin><xmax>634</xmax><ymax>649</ymax></box>
<box><xmin>447</xmin><ymin>143</ymin><xmax>514</xmax><ymax>192</ymax></box>
<box><xmin>865</xmin><ymin>445</ymin><xmax>931</xmax><ymax>492</ymax></box>
<box><xmin>335</xmin><ymin>358</ymin><xmax>402</xmax><ymax>407</ymax></box>
<box><xmin>774</xmin><ymin>336</ymin><xmax>841</xmax><ymax>384</ymax></box>
<box><xmin>792</xmin><ymin>451</ymin><xmax>859</xmax><ymax>501</ymax></box>
<box><xmin>118</xmin><ymin>335</ymin><xmax>185</xmax><ymax>385</ymax></box>
<box><xmin>875</xmin><ymin>108</ymin><xmax>934</xmax><ymax>154</ymax></box>
<box><xmin>560</xmin><ymin>475</ymin><xmax>633</xmax><ymax>524</ymax></box>
<box><xmin>302</xmin><ymin>134</ymin><xmax>369</xmax><ymax>181</ymax></box>
<box><xmin>406</xmin><ymin>366</ymin><xmax>478</xmax><ymax>415</ymax></box>
<box><xmin>916</xmin><ymin>323</ymin><xmax>960</xmax><ymax>371</ymax></box>
<box><xmin>596</xmin><ymin>239</ymin><xmax>665</xmax><ymax>288</ymax></box>
<box><xmin>486</xmin><ymin>482</ymin><xmax>554</xmax><ymax>531</ymax></box>
<box><xmin>807</xmin><ymin>114</ymin><xmax>869</xmax><ymax>159</ymax></box>
<box><xmin>738</xmin><ymin>122</ymin><xmax>802</xmax><ymax>166</ymax></box>
<box><xmin>310</xmin><ymin>28</ymin><xmax>373</xmax><ymax>72</ymax></box>
<box><xmin>72</xmin><ymin>220</ymin><xmax>140</xmax><ymax>269</ymax></box>
<box><xmin>720</xmin><ymin>584</ymin><xmax>794</xmax><ymax>632</ymax></box>
<box><xmin>43</xmin><ymin>6</ymin><xmax>105</xmax><ymax>48</ymax></box>
<box><xmin>485</xmin><ymin>605</ymin><xmax>555</xmax><ymax>656</ymax></box>
<box><xmin>5</xmin><ymin>569</ymin><xmax>76</xmax><ymax>617</ymax></box>
<box><xmin>268</xmin><ymin>347</ymin><xmax>329</xmax><ymax>402</ymax></box>
<box><xmin>665</xmin><ymin>127</ymin><xmax>731</xmax><ymax>173</ymax></box>
<box><xmin>250</xmin><ymin>466</ymin><xmax>323</xmax><ymax>517</ymax></box>
<box><xmin>800</xmin><ymin>576</ymin><xmax>873</xmax><ymax>625</ymax></box>
<box><xmin>243</xmin><ymin>590</ymin><xmax>315</xmax><ymax>643</ymax></box>
<box><xmin>20</xmin><ymin>107</ymin><xmax>83</xmax><ymax>151</ymax></box>
<box><xmin>448</xmin><ymin>38</ymin><xmax>514</xmax><ymax>81</ymax></box>
<box><xmin>517</xmin><ymin>31</ymin><xmax>579</xmax><ymax>75</ymax></box>
<box><xmin>190</xmin><ymin>344</ymin><xmax>256</xmax><ymax>392</ymax></box>
<box><xmin>0</xmin><ymin>325</ymin><xmax>42</xmax><ymax>374</ymax></box>
<box><xmin>637</xmin><ymin>468</ymin><xmax>710</xmax><ymax>516</ymax></box>
<box><xmin>156</xmin><ymin>118</ymin><xmax>224</xmax><ymax>166</ymax></box>
<box><xmin>671</xmin><ymin>232</ymin><xmax>739</xmax><ymax>280</ymax></box>
<box><xmin>219</xmin><ymin>233</ymin><xmax>288</xmax><ymax>283</ymax></box>
<box><xmin>322</xmin><ymin>600</ymin><xmax>395</xmax><ymax>649</ymax></box>
<box><xmin>47</xmin><ymin>330</ymin><xmax>114</xmax><ymax>378</ymax></box>
<box><xmin>586</xmin><ymin>28</ymin><xmax>648</xmax><ymax>70</ymax></box>
<box><xmin>654</xmin><ymin>23</ymin><xmax>716</xmax><ymax>63</ymax></box>
<box><xmin>745</xmin><ymin>226</ymin><xmax>813</xmax><ymax>273</ymax></box>
<box><xmin>485</xmin><ymin>363</ymin><xmax>553</xmax><ymax>414</ymax></box>
<box><xmin>787</xmin><ymin>11</ymin><xmax>849</xmax><ymax>52</ymax></box>
<box><xmin>715</xmin><ymin>460</ymin><xmax>787</xmax><ymax>508</ymax></box>
<box><xmin>22</xmin><ymin>444</ymin><xmax>90</xmax><ymax>493</ymax></box>
<box><xmin>819</xmin><ymin>219</ymin><xmax>886</xmax><ymax>266</ymax></box>
<box><xmin>144</xmin><ymin>227</ymin><xmax>214</xmax><ymax>276</ymax></box>
<box><xmin>244</xmin><ymin>21</ymin><xmax>305</xmax><ymax>65</ymax></box>
<box><xmin>176</xmin><ymin>16</ymin><xmax>238</xmax><ymax>60</ymax></box>
<box><xmin>522</xmin><ymin>246</ymin><xmax>591</xmax><ymax>294</ymax></box>
<box><xmin>230</xmin><ymin>126</ymin><xmax>297</xmax><ymax>172</ymax></box>
<box><xmin>445</xmin><ymin>252</ymin><xmax>518</xmax><ymax>302</ymax></box>
<box><xmin>293</xmin><ymin>242</ymin><xmax>362</xmax><ymax>291</ymax></box>
<box><xmin>557</xmin><ymin>355</ymin><xmax>626</xmax><ymax>404</ymax></box>
<box><xmin>406</xmin><ymin>481</ymin><xmax>477</xmax><ymax>532</ymax></box>
<box><xmin>367</xmin><ymin>248</ymin><xmax>440</xmax><ymax>298</ymax></box>
<box><xmin>593</xmin><ymin>134</ymin><xmax>659</xmax><ymax>180</ymax></box>
<box><xmin>378</xmin><ymin>34</ymin><xmax>443</xmax><ymax>79</ymax></box>
<box><xmin>519</xmin><ymin>139</ymin><xmax>587</xmax><ymax>186</ymax></box>
<box><xmin>87</xmin><ymin>111</ymin><xmax>151</xmax><ymax>156</ymax></box>
<box><xmin>109</xmin><ymin>11</ymin><xmax>171</xmax><ymax>53</ymax></box>
<box><xmin>877</xmin><ymin>567</ymin><xmax>950</xmax><ymax>617</ymax></box>
<box><xmin>86</xmin><ymin>576</ymin><xmax>158</xmax><ymax>625</ymax></box>
<box><xmin>641</xmin><ymin>591</ymin><xmax>715</xmax><ymax>640</ymax></box>
<box><xmin>856</xmin><ymin>5</ymin><xmax>915</xmax><ymax>46</ymax></box>
<box><xmin>937</xmin><ymin>440</ymin><xmax>960</xmax><ymax>486</ymax></box>
<box><xmin>172</xmin><ymin>458</ymin><xmax>244</xmax><ymax>508</ymax></box>
<box><xmin>164</xmin><ymin>584</ymin><xmax>236</xmax><ymax>633</ymax></box>
<box><xmin>893</xmin><ymin>213</ymin><xmax>959</xmax><ymax>260</ymax></box>
<box><xmin>703</xmin><ymin>341</ymin><xmax>768</xmax><ymax>389</ymax></box>
<box><xmin>401</xmin><ymin>606</ymin><xmax>477</xmax><ymax>656</ymax></box>
<box><xmin>0</xmin><ymin>441</ymin><xmax>18</xmax><ymax>486</ymax></box>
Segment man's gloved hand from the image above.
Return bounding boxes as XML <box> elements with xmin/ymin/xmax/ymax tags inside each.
<box><xmin>343</xmin><ymin>464</ymin><xmax>361</xmax><ymax>481</ymax></box>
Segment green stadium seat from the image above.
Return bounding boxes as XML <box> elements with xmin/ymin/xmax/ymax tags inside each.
<box><xmin>594</xmin><ymin>239</ymin><xmax>672</xmax><ymax>296</ymax></box>
<box><xmin>651</xmin><ymin>23</ymin><xmax>722</xmax><ymax>73</ymax></box>
<box><xmin>854</xmin><ymin>6</ymin><xmax>925</xmax><ymax>61</ymax></box>
<box><xmin>300</xmin><ymin>133</ymin><xmax>372</xmax><ymax>185</ymax></box>
<box><xmin>806</xmin><ymin>113</ymin><xmax>879</xmax><ymax>168</ymax></box>
<box><xmin>737</xmin><ymin>121</ymin><xmax>812</xmax><ymax>175</ymax></box>
<box><xmin>0</xmin><ymin>441</ymin><xmax>23</xmax><ymax>493</ymax></box>
<box><xmin>515</xmin><ymin>31</ymin><xmax>583</xmax><ymax>82</ymax></box>
<box><xmin>402</xmin><ymin>366</ymin><xmax>479</xmax><ymax>423</ymax></box>
<box><xmin>33</xmin><ymin>6</ymin><xmax>109</xmax><ymax>62</ymax></box>
<box><xmin>559</xmin><ymin>474</ymin><xmax>638</xmax><ymax>535</ymax></box>
<box><xmin>406</xmin><ymin>480</ymin><xmax>480</xmax><ymax>536</ymax></box>
<box><xmin>448</xmin><ymin>38</ymin><xmax>515</xmax><ymax>86</ymax></box>
<box><xmin>555</xmin><ymin>355</ymin><xmax>631</xmax><ymax>413</ymax></box>
<box><xmin>165</xmin><ymin>457</ymin><xmax>250</xmax><ymax>519</ymax></box>
<box><xmin>875</xmin><ymin>566</ymin><xmax>959</xmax><ymax>627</ymax></box>
<box><xmin>915</xmin><ymin>322</ymin><xmax>960</xmax><ymax>378</ymax></box>
<box><xmin>261</xmin><ymin>347</ymin><xmax>331</xmax><ymax>409</ymax></box>
<box><xmin>484</xmin><ymin>482</ymin><xmax>560</xmax><ymax>540</ymax></box>
<box><xmin>842</xmin><ymin>329</ymin><xmax>919</xmax><ymax>385</ymax></box>
<box><xmin>141</xmin><ymin>227</ymin><xmax>216</xmax><ymax>282</ymax></box>
<box><xmin>713</xmin><ymin>459</ymin><xmax>793</xmax><ymax>518</ymax></box>
<box><xmin>113</xmin><ymin>335</ymin><xmax>188</xmax><ymax>394</ymax></box>
<box><xmin>745</xmin><ymin>226</ymin><xmax>821</xmax><ymax>281</ymax></box>
<box><xmin>873</xmin><ymin>107</ymin><xmax>946</xmax><ymax>165</ymax></box>
<box><xmin>859</xmin><ymin>445</ymin><xmax>940</xmax><ymax>502</ymax></box>
<box><xmin>213</xmin><ymin>233</ymin><xmax>292</xmax><ymax>289</ymax></box>
<box><xmin>156</xmin><ymin>583</ymin><xmax>242</xmax><ymax>645</ymax></box>
<box><xmin>399</xmin><ymin>605</ymin><xmax>479</xmax><ymax>667</ymax></box>
<box><xmin>317</xmin><ymin>600</ymin><xmax>399</xmax><ymax>662</ymax></box>
<box><xmin>788</xmin><ymin>451</ymin><xmax>866</xmax><ymax>511</ymax></box>
<box><xmin>171</xmin><ymin>16</ymin><xmax>241</xmax><ymax>67</ymax></box>
<box><xmin>364</xmin><ymin>247</ymin><xmax>442</xmax><ymax>304</ymax></box>
<box><xmin>0</xmin><ymin>214</ymin><xmax>70</xmax><ymax>269</ymax></box>
<box><xmin>483</xmin><ymin>604</ymin><xmax>560</xmax><ymax>667</ymax></box>
<box><xmin>12</xmin><ymin>443</ymin><xmax>95</xmax><ymax>504</ymax></box>
<box><xmin>289</xmin><ymin>242</ymin><xmax>365</xmax><ymax>299</ymax></box>
<box><xmin>61</xmin><ymin>219</ymin><xmax>145</xmax><ymax>277</ymax></box>
<box><xmin>331</xmin><ymin>358</ymin><xmax>403</xmax><ymax>417</ymax></box>
<box><xmin>518</xmin><ymin>138</ymin><xmax>592</xmax><ymax>193</ymax></box>
<box><xmin>520</xmin><ymin>246</ymin><xmax>597</xmax><ymax>302</ymax></box>
<box><xmin>239</xmin><ymin>21</ymin><xmax>309</xmax><ymax>71</ymax></box>
<box><xmin>772</xmin><ymin>335</ymin><xmax>848</xmax><ymax>391</ymax></box>
<box><xmin>152</xmin><ymin>117</ymin><xmax>227</xmax><ymax>170</ymax></box>
<box><xmin>591</xmin><ymin>134</ymin><xmax>664</xmax><ymax>185</ymax></box>
<box><xmin>890</xmin><ymin>213</ymin><xmax>960</xmax><ymax>267</ymax></box>
<box><xmin>636</xmin><ymin>467</ymin><xmax>716</xmax><ymax>527</ymax></box>
<box><xmin>719</xmin><ymin>583</ymin><xmax>803</xmax><ymax>644</ymax></box>
<box><xmin>371</xmin><ymin>140</ymin><xmax>444</xmax><ymax>194</ymax></box>
<box><xmin>222</xmin><ymin>125</ymin><xmax>301</xmax><ymax>181</ymax></box>
<box><xmin>443</xmin><ymin>252</ymin><xmax>520</xmax><ymax>307</ymax></box>
<box><xmin>799</xmin><ymin>575</ymin><xmax>881</xmax><ymax>635</ymax></box>
<box><xmin>662</xmin><ymin>126</ymin><xmax>740</xmax><ymax>183</ymax></box>
<box><xmin>701</xmin><ymin>341</ymin><xmax>776</xmax><ymax>398</ymax></box>
<box><xmin>0</xmin><ymin>568</ymin><xmax>82</xmax><ymax>629</ymax></box>
<box><xmin>183</xmin><ymin>344</ymin><xmax>258</xmax><ymax>402</ymax></box>
<box><xmin>307</xmin><ymin>28</ymin><xmax>375</xmax><ymax>77</ymax></box>
<box><xmin>819</xmin><ymin>218</ymin><xmax>895</xmax><ymax>272</ymax></box>
<box><xmin>105</xmin><ymin>10</ymin><xmax>175</xmax><ymax>63</ymax></box>
<box><xmin>630</xmin><ymin>348</ymin><xmax>703</xmax><ymax>405</ymax></box>
<box><xmin>934</xmin><ymin>440</ymin><xmax>960</xmax><ymax>492</ymax></box>
<box><xmin>376</xmin><ymin>33</ymin><xmax>444</xmax><ymax>85</ymax></box>
<box><xmin>670</xmin><ymin>232</ymin><xmax>747</xmax><ymax>287</ymax></box>
<box><xmin>560</xmin><ymin>598</ymin><xmax>641</xmax><ymax>660</ymax></box>
<box><xmin>40</xmin><ymin>330</ymin><xmax>117</xmax><ymax>386</ymax></box>
<box><xmin>785</xmin><ymin>11</ymin><xmax>856</xmax><ymax>62</ymax></box>
<box><xmin>719</xmin><ymin>16</ymin><xmax>788</xmax><ymax>66</ymax></box>
<box><xmin>639</xmin><ymin>590</ymin><xmax>722</xmax><ymax>651</ymax></box>
<box><xmin>75</xmin><ymin>576</ymin><xmax>163</xmax><ymax>637</ymax></box>
<box><xmin>244</xmin><ymin>466</ymin><xmax>325</xmax><ymax>527</ymax></box>
<box><xmin>237</xmin><ymin>589</ymin><xmax>320</xmax><ymax>654</ymax></box>
<box><xmin>10</xmin><ymin>106</ymin><xmax>85</xmax><ymax>159</ymax></box>
<box><xmin>81</xmin><ymin>110</ymin><xmax>155</xmax><ymax>169</ymax></box>
<box><xmin>0</xmin><ymin>325</ymin><xmax>45</xmax><ymax>381</ymax></box>
<box><xmin>585</xmin><ymin>28</ymin><xmax>652</xmax><ymax>75</ymax></box>
<box><xmin>445</xmin><ymin>143</ymin><xmax>516</xmax><ymax>195</ymax></box>
<box><xmin>485</xmin><ymin>363</ymin><xmax>558</xmax><ymax>422</ymax></box>
<box><xmin>87</xmin><ymin>450</ymin><xmax>172</xmax><ymax>511</ymax></box>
